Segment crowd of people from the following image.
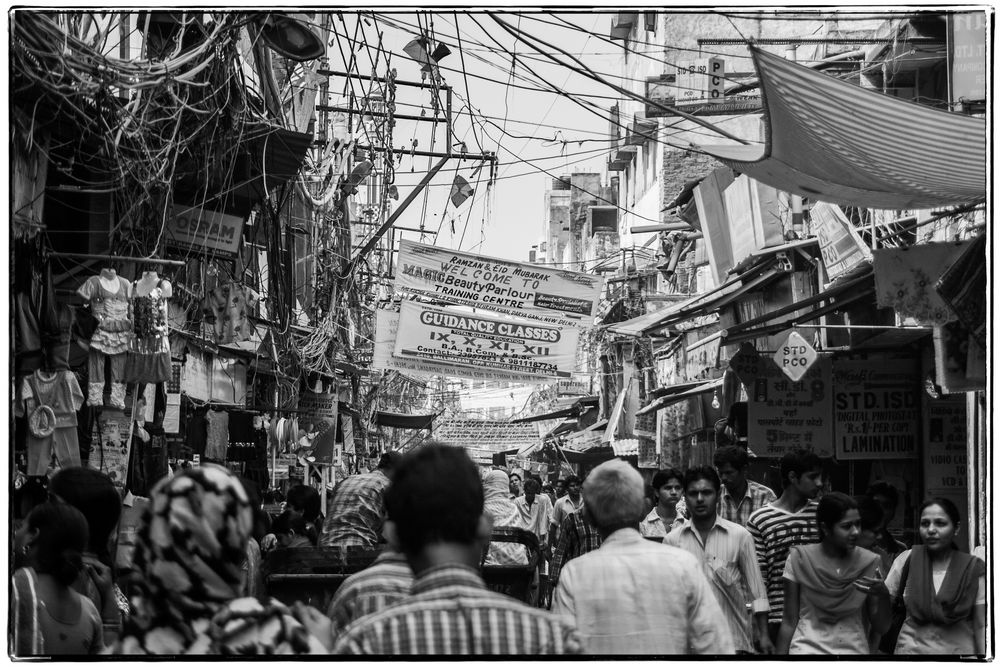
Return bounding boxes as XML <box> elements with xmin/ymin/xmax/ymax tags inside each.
<box><xmin>10</xmin><ymin>443</ymin><xmax>987</xmax><ymax>656</ymax></box>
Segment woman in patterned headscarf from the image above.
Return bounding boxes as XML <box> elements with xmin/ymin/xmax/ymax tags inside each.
<box><xmin>109</xmin><ymin>464</ymin><xmax>327</xmax><ymax>655</ymax></box>
<box><xmin>482</xmin><ymin>470</ymin><xmax>529</xmax><ymax>566</ymax></box>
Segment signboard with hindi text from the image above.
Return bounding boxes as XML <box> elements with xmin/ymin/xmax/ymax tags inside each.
<box><xmin>372</xmin><ymin>309</ymin><xmax>548</xmax><ymax>383</ymax></box>
<box><xmin>434</xmin><ymin>419</ymin><xmax>539</xmax><ymax>452</ymax></box>
<box><xmin>394</xmin><ymin>301</ymin><xmax>580</xmax><ymax>379</ymax></box>
<box><xmin>833</xmin><ymin>358</ymin><xmax>920</xmax><ymax>460</ymax></box>
<box><xmin>729</xmin><ymin>344</ymin><xmax>833</xmax><ymax>457</ymax></box>
<box><xmin>395</xmin><ymin>240</ymin><xmax>603</xmax><ymax>326</ymax></box>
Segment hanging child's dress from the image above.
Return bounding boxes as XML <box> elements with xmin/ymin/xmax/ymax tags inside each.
<box><xmin>126</xmin><ymin>272</ymin><xmax>172</xmax><ymax>384</ymax></box>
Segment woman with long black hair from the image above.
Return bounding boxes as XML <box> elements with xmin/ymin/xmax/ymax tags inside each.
<box><xmin>879</xmin><ymin>497</ymin><xmax>986</xmax><ymax>655</ymax></box>
<box><xmin>776</xmin><ymin>492</ymin><xmax>890</xmax><ymax>655</ymax></box>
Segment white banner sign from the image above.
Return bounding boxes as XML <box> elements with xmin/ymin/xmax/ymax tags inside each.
<box><xmin>395</xmin><ymin>240</ymin><xmax>604</xmax><ymax>326</ymax></box>
<box><xmin>435</xmin><ymin>419</ymin><xmax>540</xmax><ymax>451</ymax></box>
<box><xmin>373</xmin><ymin>309</ymin><xmax>547</xmax><ymax>383</ymax></box>
<box><xmin>394</xmin><ymin>301</ymin><xmax>580</xmax><ymax>379</ymax></box>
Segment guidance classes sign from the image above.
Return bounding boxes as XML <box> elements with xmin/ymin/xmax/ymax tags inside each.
<box><xmin>395</xmin><ymin>240</ymin><xmax>603</xmax><ymax>326</ymax></box>
<box><xmin>394</xmin><ymin>301</ymin><xmax>580</xmax><ymax>379</ymax></box>
<box><xmin>372</xmin><ymin>309</ymin><xmax>548</xmax><ymax>384</ymax></box>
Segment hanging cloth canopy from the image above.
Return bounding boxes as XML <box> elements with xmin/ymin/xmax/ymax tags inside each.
<box><xmin>694</xmin><ymin>46</ymin><xmax>986</xmax><ymax>211</ymax></box>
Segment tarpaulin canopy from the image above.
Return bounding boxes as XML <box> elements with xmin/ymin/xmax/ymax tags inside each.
<box><xmin>374</xmin><ymin>411</ymin><xmax>437</xmax><ymax>430</ymax></box>
<box><xmin>695</xmin><ymin>46</ymin><xmax>986</xmax><ymax>211</ymax></box>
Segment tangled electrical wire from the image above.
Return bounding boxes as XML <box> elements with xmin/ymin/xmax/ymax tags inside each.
<box><xmin>11</xmin><ymin>11</ymin><xmax>275</xmax><ymax>256</ymax></box>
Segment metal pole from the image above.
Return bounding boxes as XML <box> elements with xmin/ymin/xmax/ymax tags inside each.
<box><xmin>347</xmin><ymin>156</ymin><xmax>448</xmax><ymax>269</ymax></box>
<box><xmin>49</xmin><ymin>252</ymin><xmax>187</xmax><ymax>267</ymax></box>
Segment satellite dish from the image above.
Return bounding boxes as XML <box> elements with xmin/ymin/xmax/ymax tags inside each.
<box><xmin>259</xmin><ymin>13</ymin><xmax>325</xmax><ymax>62</ymax></box>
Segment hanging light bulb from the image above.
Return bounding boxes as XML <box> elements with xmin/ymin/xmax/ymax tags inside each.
<box><xmin>711</xmin><ymin>389</ymin><xmax>721</xmax><ymax>410</ymax></box>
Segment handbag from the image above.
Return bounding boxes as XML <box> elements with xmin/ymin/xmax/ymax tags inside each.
<box><xmin>879</xmin><ymin>554</ymin><xmax>912</xmax><ymax>654</ymax></box>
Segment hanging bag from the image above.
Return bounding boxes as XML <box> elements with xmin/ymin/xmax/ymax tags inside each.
<box><xmin>879</xmin><ymin>554</ymin><xmax>912</xmax><ymax>654</ymax></box>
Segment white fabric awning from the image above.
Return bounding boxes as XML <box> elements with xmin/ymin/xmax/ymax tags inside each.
<box><xmin>695</xmin><ymin>46</ymin><xmax>986</xmax><ymax>211</ymax></box>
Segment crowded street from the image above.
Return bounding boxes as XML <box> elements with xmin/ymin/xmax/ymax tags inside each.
<box><xmin>8</xmin><ymin>7</ymin><xmax>990</xmax><ymax>658</ymax></box>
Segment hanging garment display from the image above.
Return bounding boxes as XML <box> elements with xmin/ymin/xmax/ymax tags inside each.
<box><xmin>125</xmin><ymin>272</ymin><xmax>172</xmax><ymax>384</ymax></box>
<box><xmin>18</xmin><ymin>369</ymin><xmax>84</xmax><ymax>475</ymax></box>
<box><xmin>77</xmin><ymin>269</ymin><xmax>133</xmax><ymax>409</ymax></box>
<box><xmin>203</xmin><ymin>282</ymin><xmax>253</xmax><ymax>344</ymax></box>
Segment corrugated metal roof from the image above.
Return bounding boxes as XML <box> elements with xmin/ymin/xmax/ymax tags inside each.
<box><xmin>695</xmin><ymin>46</ymin><xmax>985</xmax><ymax>211</ymax></box>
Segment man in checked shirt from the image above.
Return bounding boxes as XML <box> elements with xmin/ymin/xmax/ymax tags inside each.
<box><xmin>331</xmin><ymin>442</ymin><xmax>583</xmax><ymax>655</ymax></box>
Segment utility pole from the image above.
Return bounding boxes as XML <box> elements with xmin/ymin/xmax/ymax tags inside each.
<box><xmin>316</xmin><ymin>69</ymin><xmax>497</xmax><ymax>275</ymax></box>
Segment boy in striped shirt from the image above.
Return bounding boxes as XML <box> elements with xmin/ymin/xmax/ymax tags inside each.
<box><xmin>746</xmin><ymin>449</ymin><xmax>824</xmax><ymax>645</ymax></box>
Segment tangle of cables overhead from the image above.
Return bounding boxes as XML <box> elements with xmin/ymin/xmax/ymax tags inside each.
<box><xmin>11</xmin><ymin>11</ymin><xmax>280</xmax><ymax>258</ymax></box>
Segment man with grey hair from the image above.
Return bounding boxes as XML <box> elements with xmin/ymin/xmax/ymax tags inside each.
<box><xmin>551</xmin><ymin>460</ymin><xmax>734</xmax><ymax>655</ymax></box>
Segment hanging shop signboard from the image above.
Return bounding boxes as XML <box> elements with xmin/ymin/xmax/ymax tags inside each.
<box><xmin>922</xmin><ymin>395</ymin><xmax>970</xmax><ymax>550</ymax></box>
<box><xmin>164</xmin><ymin>203</ymin><xmax>245</xmax><ymax>257</ymax></box>
<box><xmin>434</xmin><ymin>419</ymin><xmax>539</xmax><ymax>452</ymax></box>
<box><xmin>395</xmin><ymin>240</ymin><xmax>604</xmax><ymax>326</ymax></box>
<box><xmin>297</xmin><ymin>392</ymin><xmax>338</xmax><ymax>465</ymax></box>
<box><xmin>673</xmin><ymin>57</ymin><xmax>726</xmax><ymax>106</ymax></box>
<box><xmin>950</xmin><ymin>12</ymin><xmax>988</xmax><ymax>103</ymax></box>
<box><xmin>832</xmin><ymin>358</ymin><xmax>920</xmax><ymax>460</ymax></box>
<box><xmin>393</xmin><ymin>301</ymin><xmax>581</xmax><ymax>379</ymax></box>
<box><xmin>773</xmin><ymin>331</ymin><xmax>818</xmax><ymax>382</ymax></box>
<box><xmin>373</xmin><ymin>309</ymin><xmax>548</xmax><ymax>383</ymax></box>
<box><xmin>730</xmin><ymin>349</ymin><xmax>833</xmax><ymax>458</ymax></box>
<box><xmin>556</xmin><ymin>377</ymin><xmax>591</xmax><ymax>396</ymax></box>
<box><xmin>810</xmin><ymin>202</ymin><xmax>872</xmax><ymax>285</ymax></box>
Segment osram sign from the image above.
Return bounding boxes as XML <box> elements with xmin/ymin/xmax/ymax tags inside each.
<box><xmin>165</xmin><ymin>203</ymin><xmax>244</xmax><ymax>256</ymax></box>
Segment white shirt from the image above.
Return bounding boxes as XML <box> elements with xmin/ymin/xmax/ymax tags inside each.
<box><xmin>513</xmin><ymin>494</ymin><xmax>553</xmax><ymax>544</ymax></box>
<box><xmin>665</xmin><ymin>517</ymin><xmax>769</xmax><ymax>653</ymax></box>
<box><xmin>552</xmin><ymin>528</ymin><xmax>735</xmax><ymax>655</ymax></box>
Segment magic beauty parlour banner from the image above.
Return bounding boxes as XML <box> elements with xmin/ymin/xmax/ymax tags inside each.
<box><xmin>394</xmin><ymin>301</ymin><xmax>580</xmax><ymax>379</ymax></box>
<box><xmin>395</xmin><ymin>240</ymin><xmax>604</xmax><ymax>326</ymax></box>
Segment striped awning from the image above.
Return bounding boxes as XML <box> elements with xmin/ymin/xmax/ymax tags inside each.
<box><xmin>695</xmin><ymin>46</ymin><xmax>986</xmax><ymax>211</ymax></box>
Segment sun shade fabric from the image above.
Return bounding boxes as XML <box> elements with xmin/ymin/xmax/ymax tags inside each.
<box><xmin>695</xmin><ymin>46</ymin><xmax>986</xmax><ymax>211</ymax></box>
<box><xmin>374</xmin><ymin>411</ymin><xmax>436</xmax><ymax>430</ymax></box>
